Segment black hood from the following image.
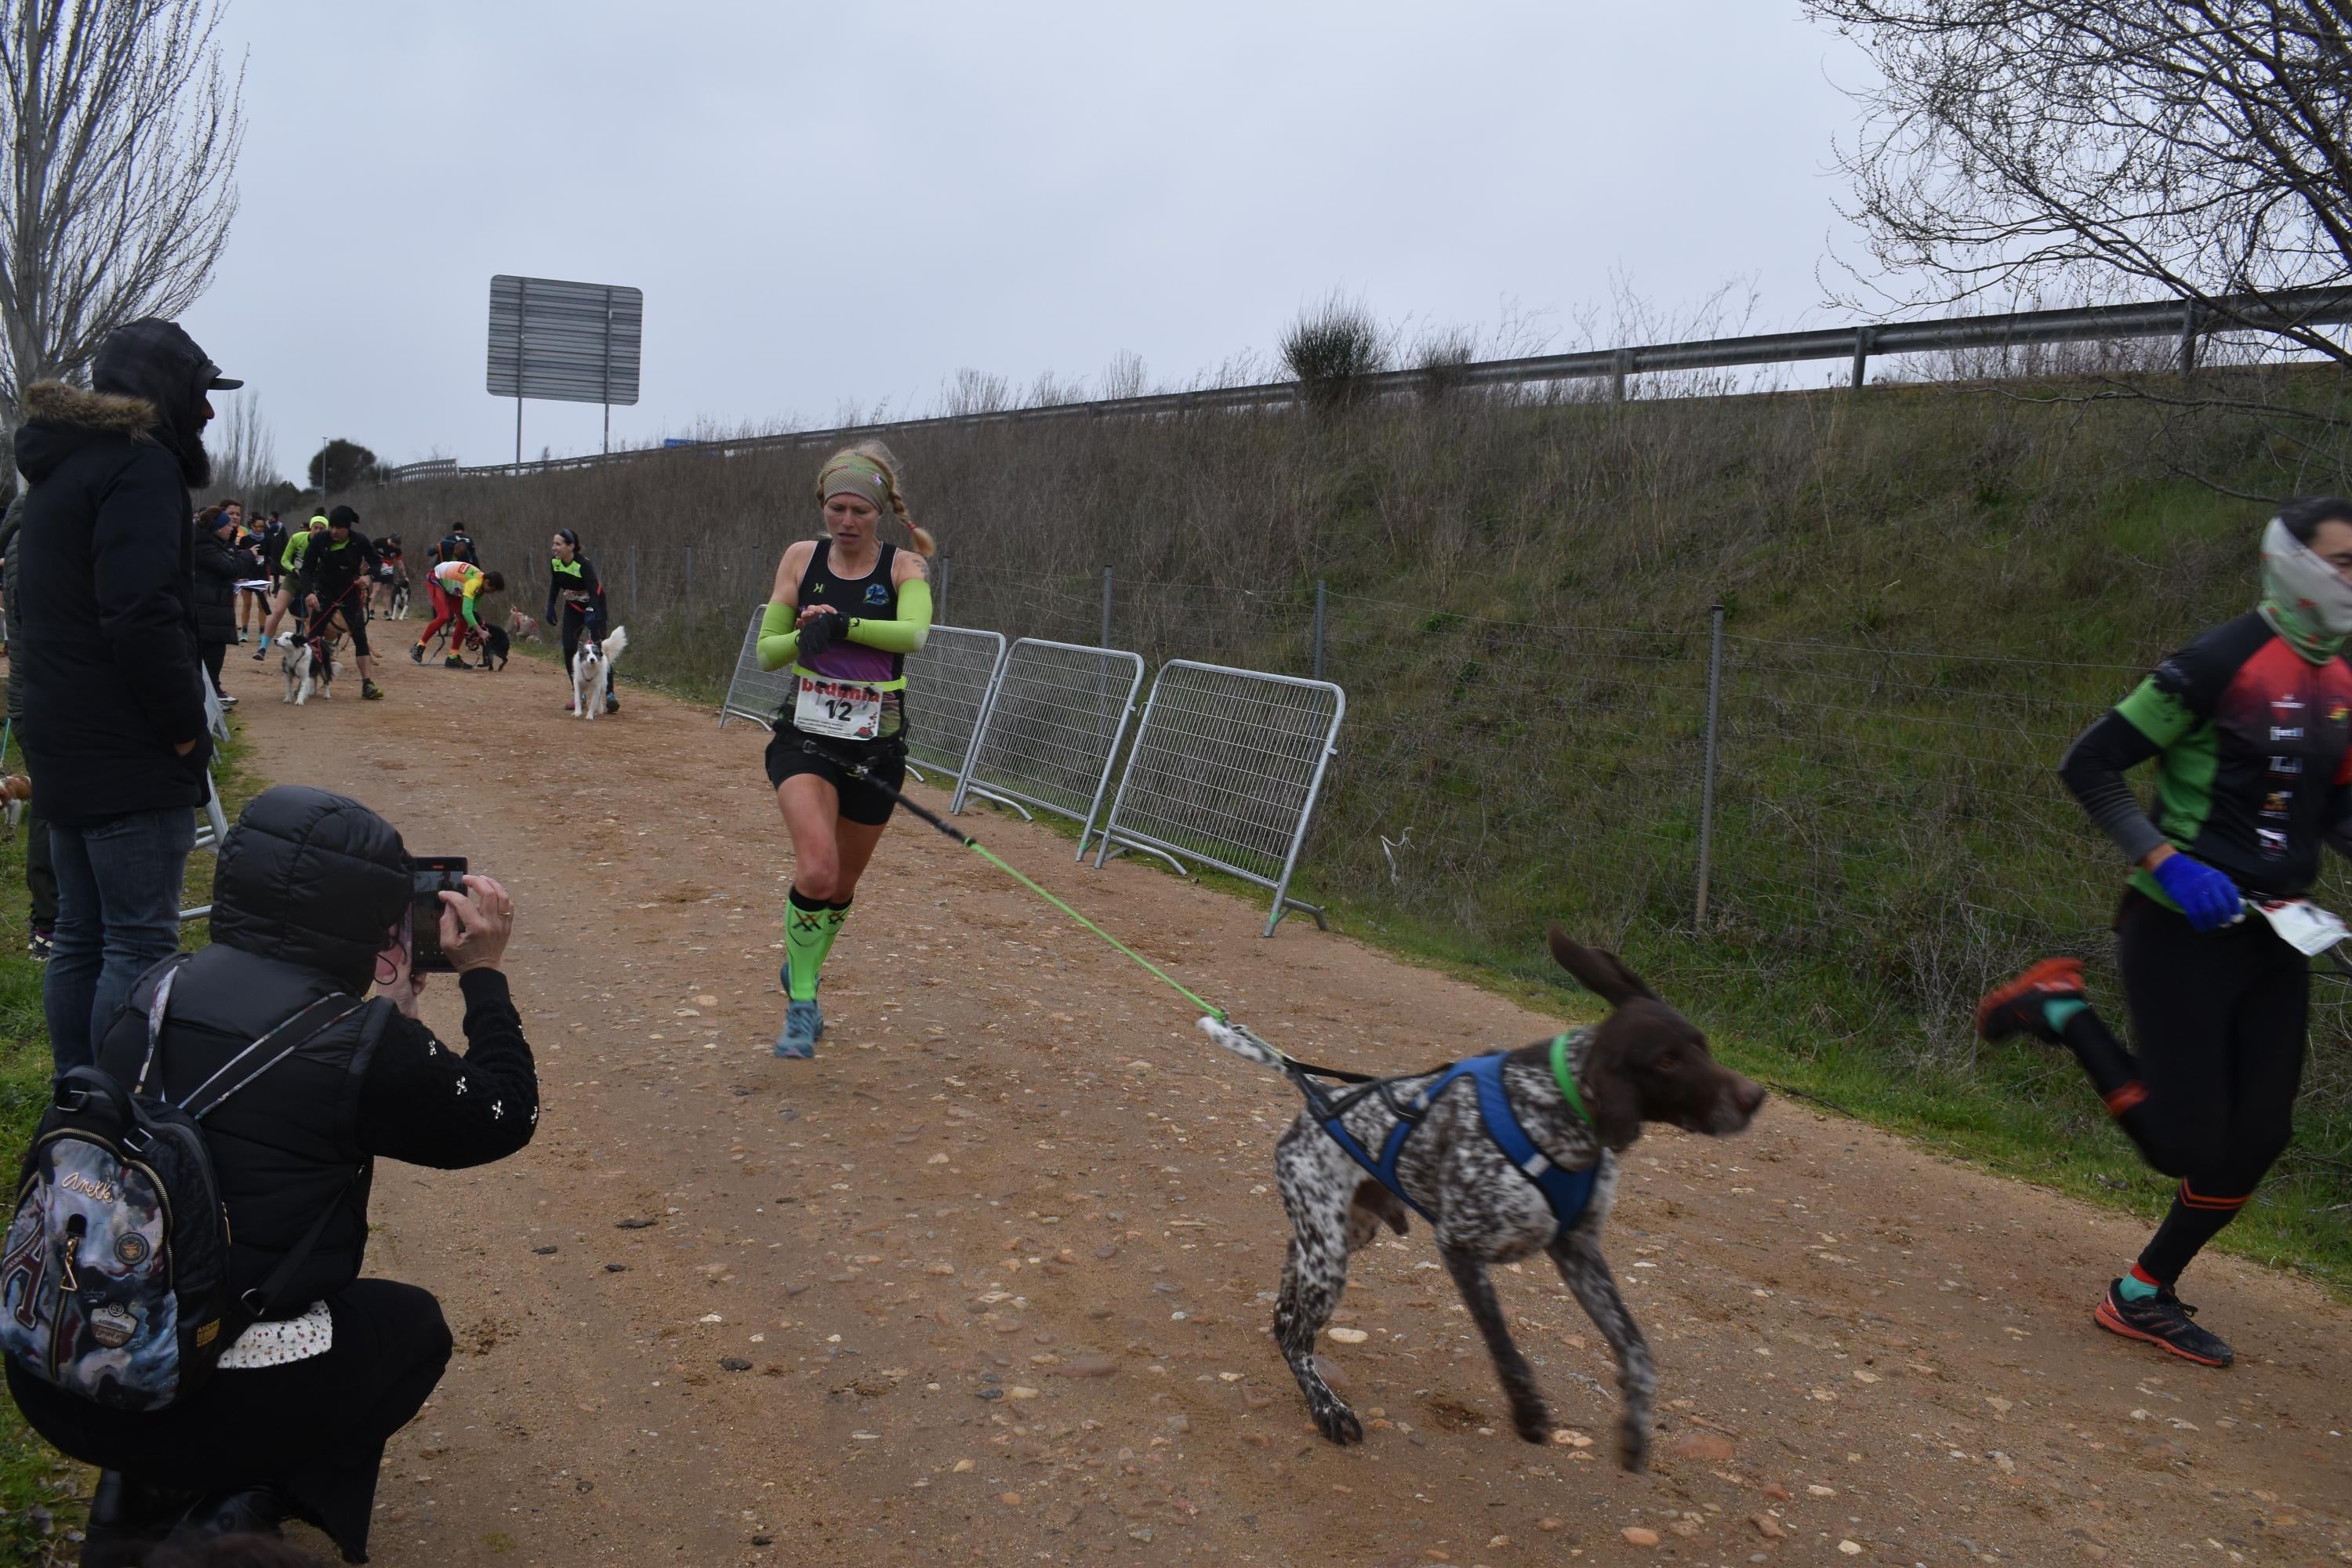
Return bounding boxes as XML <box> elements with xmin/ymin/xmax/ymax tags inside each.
<box><xmin>90</xmin><ymin>318</ymin><xmax>226</xmax><ymax>488</ymax></box>
<box><xmin>209</xmin><ymin>786</ymin><xmax>409</xmax><ymax>992</ymax></box>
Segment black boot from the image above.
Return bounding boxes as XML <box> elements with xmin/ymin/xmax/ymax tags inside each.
<box><xmin>81</xmin><ymin>1469</ymin><xmax>199</xmax><ymax>1566</ymax></box>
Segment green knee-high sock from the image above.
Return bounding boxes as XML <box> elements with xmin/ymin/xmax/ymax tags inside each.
<box><xmin>785</xmin><ymin>887</ymin><xmax>829</xmax><ymax>1001</ymax></box>
<box><xmin>813</xmin><ymin>899</ymin><xmax>853</xmax><ymax>974</ymax></box>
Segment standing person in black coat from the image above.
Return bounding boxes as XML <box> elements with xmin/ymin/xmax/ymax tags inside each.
<box><xmin>12</xmin><ymin>317</ymin><xmax>229</xmax><ymax>1071</ymax></box>
<box><xmin>193</xmin><ymin>505</ymin><xmax>257</xmax><ymax>709</ymax></box>
<box><xmin>0</xmin><ymin>495</ymin><xmax>57</xmax><ymax>960</ymax></box>
<box><xmin>4</xmin><ymin>786</ymin><xmax>539</xmax><ymax>1564</ymax></box>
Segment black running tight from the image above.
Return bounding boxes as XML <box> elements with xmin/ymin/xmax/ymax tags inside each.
<box><xmin>2064</xmin><ymin>892</ymin><xmax>2307</xmax><ymax>1283</ymax></box>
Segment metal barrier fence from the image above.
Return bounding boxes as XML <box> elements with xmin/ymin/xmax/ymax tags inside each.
<box><xmin>177</xmin><ymin>768</ymin><xmax>233</xmax><ymax>924</ymax></box>
<box><xmin>716</xmin><ymin>606</ymin><xmax>796</xmax><ymax>730</ymax></box>
<box><xmin>951</xmin><ymin>638</ymin><xmax>1145</xmax><ymax>853</ymax></box>
<box><xmin>898</xmin><ymin>627</ymin><xmax>1008</xmax><ymax>786</ymax></box>
<box><xmin>1094</xmin><ymin>660</ymin><xmax>1345</xmax><ymax>937</ymax></box>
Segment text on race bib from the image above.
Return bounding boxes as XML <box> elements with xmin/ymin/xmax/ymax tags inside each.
<box><xmin>794</xmin><ymin>674</ymin><xmax>885</xmax><ymax>741</ymax></box>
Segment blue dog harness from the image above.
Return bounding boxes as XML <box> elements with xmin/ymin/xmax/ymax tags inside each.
<box><xmin>1298</xmin><ymin>1033</ymin><xmax>1598</xmax><ymax>1236</ymax></box>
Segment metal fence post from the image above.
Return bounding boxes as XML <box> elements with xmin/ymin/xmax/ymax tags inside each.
<box><xmin>685</xmin><ymin>546</ymin><xmax>694</xmax><ymax>626</ymax></box>
<box><xmin>1100</xmin><ymin>565</ymin><xmax>1112</xmax><ymax>648</ymax></box>
<box><xmin>937</xmin><ymin>555</ymin><xmax>950</xmax><ymax>624</ymax></box>
<box><xmin>1694</xmin><ymin>603</ymin><xmax>1726</xmax><ymax>927</ymax></box>
<box><xmin>2179</xmin><ymin>300</ymin><xmax>2202</xmax><ymax>376</ymax></box>
<box><xmin>1312</xmin><ymin>579</ymin><xmax>1327</xmax><ymax>680</ymax></box>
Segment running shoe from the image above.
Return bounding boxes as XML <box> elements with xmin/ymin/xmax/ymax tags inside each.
<box><xmin>219</xmin><ymin>693</ymin><xmax>238</xmax><ymax>710</ymax></box>
<box><xmin>774</xmin><ymin>999</ymin><xmax>823</xmax><ymax>1059</ymax></box>
<box><xmin>250</xmin><ymin>643</ymin><xmax>268</xmax><ymax>660</ymax></box>
<box><xmin>443</xmin><ymin>655</ymin><xmax>468</xmax><ymax>670</ymax></box>
<box><xmin>410</xmin><ymin>644</ymin><xmax>425</xmax><ymax>665</ymax></box>
<box><xmin>2095</xmin><ymin>1279</ymin><xmax>2233</xmax><ymax>1367</ymax></box>
<box><xmin>773</xmin><ymin>967</ymin><xmax>826</xmax><ymax>1039</ymax></box>
<box><xmin>1973</xmin><ymin>956</ymin><xmax>2085</xmax><ymax>1045</ymax></box>
<box><xmin>361</xmin><ymin>679</ymin><xmax>383</xmax><ymax>701</ymax></box>
<box><xmin>27</xmin><ymin>927</ymin><xmax>53</xmax><ymax>963</ymax></box>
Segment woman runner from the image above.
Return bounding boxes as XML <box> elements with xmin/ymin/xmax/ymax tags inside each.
<box><xmin>547</xmin><ymin>528</ymin><xmax>617</xmax><ymax>714</ymax></box>
<box><xmin>755</xmin><ymin>442</ymin><xmax>934</xmax><ymax>1058</ymax></box>
<box><xmin>1975</xmin><ymin>496</ymin><xmax>2352</xmax><ymax>1368</ymax></box>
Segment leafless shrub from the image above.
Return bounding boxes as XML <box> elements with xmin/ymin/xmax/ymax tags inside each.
<box><xmin>1098</xmin><ymin>350</ymin><xmax>1149</xmax><ymax>401</ymax></box>
<box><xmin>1281</xmin><ymin>292</ymin><xmax>1389</xmax><ymax>409</ymax></box>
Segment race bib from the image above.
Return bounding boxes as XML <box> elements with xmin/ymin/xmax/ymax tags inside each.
<box><xmin>793</xmin><ymin>674</ymin><xmax>884</xmax><ymax>740</ymax></box>
<box><xmin>2249</xmin><ymin>898</ymin><xmax>2350</xmax><ymax>956</ymax></box>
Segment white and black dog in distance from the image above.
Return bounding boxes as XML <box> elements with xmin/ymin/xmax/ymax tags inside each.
<box><xmin>570</xmin><ymin>626</ymin><xmax>627</xmax><ymax>719</ymax></box>
<box><xmin>1203</xmin><ymin>926</ymin><xmax>1766</xmax><ymax>1470</ymax></box>
<box><xmin>280</xmin><ymin>628</ymin><xmax>333</xmax><ymax>705</ymax></box>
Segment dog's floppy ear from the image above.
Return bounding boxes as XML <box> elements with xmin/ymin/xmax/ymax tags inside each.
<box><xmin>1547</xmin><ymin>924</ymin><xmax>1657</xmax><ymax>1006</ymax></box>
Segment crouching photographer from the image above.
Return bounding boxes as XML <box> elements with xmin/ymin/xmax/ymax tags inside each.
<box><xmin>2</xmin><ymin>786</ymin><xmax>537</xmax><ymax>1565</ymax></box>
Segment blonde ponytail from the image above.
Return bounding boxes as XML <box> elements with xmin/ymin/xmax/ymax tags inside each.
<box><xmin>815</xmin><ymin>440</ymin><xmax>936</xmax><ymax>558</ymax></box>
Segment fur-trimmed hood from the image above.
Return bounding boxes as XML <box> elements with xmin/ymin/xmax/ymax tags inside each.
<box><xmin>20</xmin><ymin>379</ymin><xmax>158</xmax><ymax>437</ymax></box>
<box><xmin>13</xmin><ymin>380</ymin><xmax>167</xmax><ymax>488</ymax></box>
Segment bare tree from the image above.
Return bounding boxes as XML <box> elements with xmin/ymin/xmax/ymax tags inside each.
<box><xmin>1807</xmin><ymin>1</ymin><xmax>2352</xmax><ymax>363</ymax></box>
<box><xmin>0</xmin><ymin>0</ymin><xmax>244</xmax><ymax>423</ymax></box>
<box><xmin>205</xmin><ymin>387</ymin><xmax>274</xmax><ymax>497</ymax></box>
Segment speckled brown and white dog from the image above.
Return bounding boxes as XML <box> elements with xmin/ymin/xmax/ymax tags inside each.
<box><xmin>1202</xmin><ymin>927</ymin><xmax>1765</xmax><ymax>1470</ymax></box>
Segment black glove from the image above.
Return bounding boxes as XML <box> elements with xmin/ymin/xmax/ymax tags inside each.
<box><xmin>797</xmin><ymin>611</ymin><xmax>846</xmax><ymax>659</ymax></box>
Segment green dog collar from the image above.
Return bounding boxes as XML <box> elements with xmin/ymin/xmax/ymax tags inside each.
<box><xmin>1550</xmin><ymin>1032</ymin><xmax>1592</xmax><ymax>1127</ymax></box>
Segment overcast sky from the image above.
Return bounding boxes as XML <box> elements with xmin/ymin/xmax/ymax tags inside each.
<box><xmin>179</xmin><ymin>2</ymin><xmax>1876</xmax><ymax>477</ymax></box>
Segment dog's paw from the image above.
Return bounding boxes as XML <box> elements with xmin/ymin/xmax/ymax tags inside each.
<box><xmin>1311</xmin><ymin>1401</ymin><xmax>1363</xmax><ymax>1446</ymax></box>
<box><xmin>1512</xmin><ymin>1405</ymin><xmax>1554</xmax><ymax>1445</ymax></box>
<box><xmin>1617</xmin><ymin>1421</ymin><xmax>1650</xmax><ymax>1473</ymax></box>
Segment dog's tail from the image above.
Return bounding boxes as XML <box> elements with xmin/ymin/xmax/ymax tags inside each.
<box><xmin>1197</xmin><ymin>1016</ymin><xmax>1286</xmax><ymax>1074</ymax></box>
<box><xmin>601</xmin><ymin>626</ymin><xmax>628</xmax><ymax>665</ymax></box>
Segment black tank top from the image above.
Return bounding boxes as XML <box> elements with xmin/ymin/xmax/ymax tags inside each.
<box><xmin>792</xmin><ymin>540</ymin><xmax>905</xmax><ymax>737</ymax></box>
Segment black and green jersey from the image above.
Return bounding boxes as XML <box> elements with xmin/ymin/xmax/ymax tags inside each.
<box><xmin>2061</xmin><ymin>611</ymin><xmax>2352</xmax><ymax>905</ymax></box>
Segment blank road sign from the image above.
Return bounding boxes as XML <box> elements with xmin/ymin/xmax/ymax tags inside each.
<box><xmin>487</xmin><ymin>274</ymin><xmax>643</xmax><ymax>405</ymax></box>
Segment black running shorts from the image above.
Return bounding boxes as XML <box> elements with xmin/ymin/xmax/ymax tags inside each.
<box><xmin>764</xmin><ymin>728</ymin><xmax>906</xmax><ymax>827</ymax></box>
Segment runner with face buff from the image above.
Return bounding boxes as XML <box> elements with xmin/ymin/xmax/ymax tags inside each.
<box><xmin>754</xmin><ymin>441</ymin><xmax>935</xmax><ymax>1058</ymax></box>
<box><xmin>1975</xmin><ymin>497</ymin><xmax>2352</xmax><ymax>1368</ymax></box>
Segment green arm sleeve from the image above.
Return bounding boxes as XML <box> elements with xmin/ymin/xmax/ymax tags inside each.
<box><xmin>844</xmin><ymin>577</ymin><xmax>933</xmax><ymax>654</ymax></box>
<box><xmin>757</xmin><ymin>601</ymin><xmax>802</xmax><ymax>672</ymax></box>
<box><xmin>2113</xmin><ymin>676</ymin><xmax>2197</xmax><ymax>748</ymax></box>
<box><xmin>461</xmin><ymin>589</ymin><xmax>482</xmax><ymax>628</ymax></box>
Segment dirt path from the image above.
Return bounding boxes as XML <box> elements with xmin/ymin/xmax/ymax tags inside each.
<box><xmin>215</xmin><ymin>637</ymin><xmax>2352</xmax><ymax>1568</ymax></box>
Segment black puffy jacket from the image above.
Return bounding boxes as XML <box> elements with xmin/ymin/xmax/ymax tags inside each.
<box><xmin>94</xmin><ymin>786</ymin><xmax>540</xmax><ymax>1317</ymax></box>
<box><xmin>11</xmin><ymin>377</ymin><xmax>210</xmax><ymax>826</ymax></box>
<box><xmin>191</xmin><ymin>524</ymin><xmax>255</xmax><ymax>647</ymax></box>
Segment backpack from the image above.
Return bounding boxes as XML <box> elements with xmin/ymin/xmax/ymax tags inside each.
<box><xmin>0</xmin><ymin>960</ymin><xmax>365</xmax><ymax>1412</ymax></box>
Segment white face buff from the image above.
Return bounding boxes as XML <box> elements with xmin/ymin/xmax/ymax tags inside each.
<box><xmin>2262</xmin><ymin>516</ymin><xmax>2352</xmax><ymax>637</ymax></box>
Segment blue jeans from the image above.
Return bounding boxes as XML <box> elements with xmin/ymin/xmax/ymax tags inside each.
<box><xmin>44</xmin><ymin>808</ymin><xmax>195</xmax><ymax>1072</ymax></box>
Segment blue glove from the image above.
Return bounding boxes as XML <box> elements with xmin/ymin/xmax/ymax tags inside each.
<box><xmin>2152</xmin><ymin>852</ymin><xmax>2242</xmax><ymax>931</ymax></box>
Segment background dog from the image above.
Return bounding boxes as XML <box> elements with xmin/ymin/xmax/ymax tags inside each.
<box><xmin>571</xmin><ymin>626</ymin><xmax>627</xmax><ymax>719</ymax></box>
<box><xmin>1206</xmin><ymin>926</ymin><xmax>1765</xmax><ymax>1470</ymax></box>
<box><xmin>507</xmin><ymin>608</ymin><xmax>540</xmax><ymax>641</ymax></box>
<box><xmin>280</xmin><ymin>629</ymin><xmax>333</xmax><ymax>705</ymax></box>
